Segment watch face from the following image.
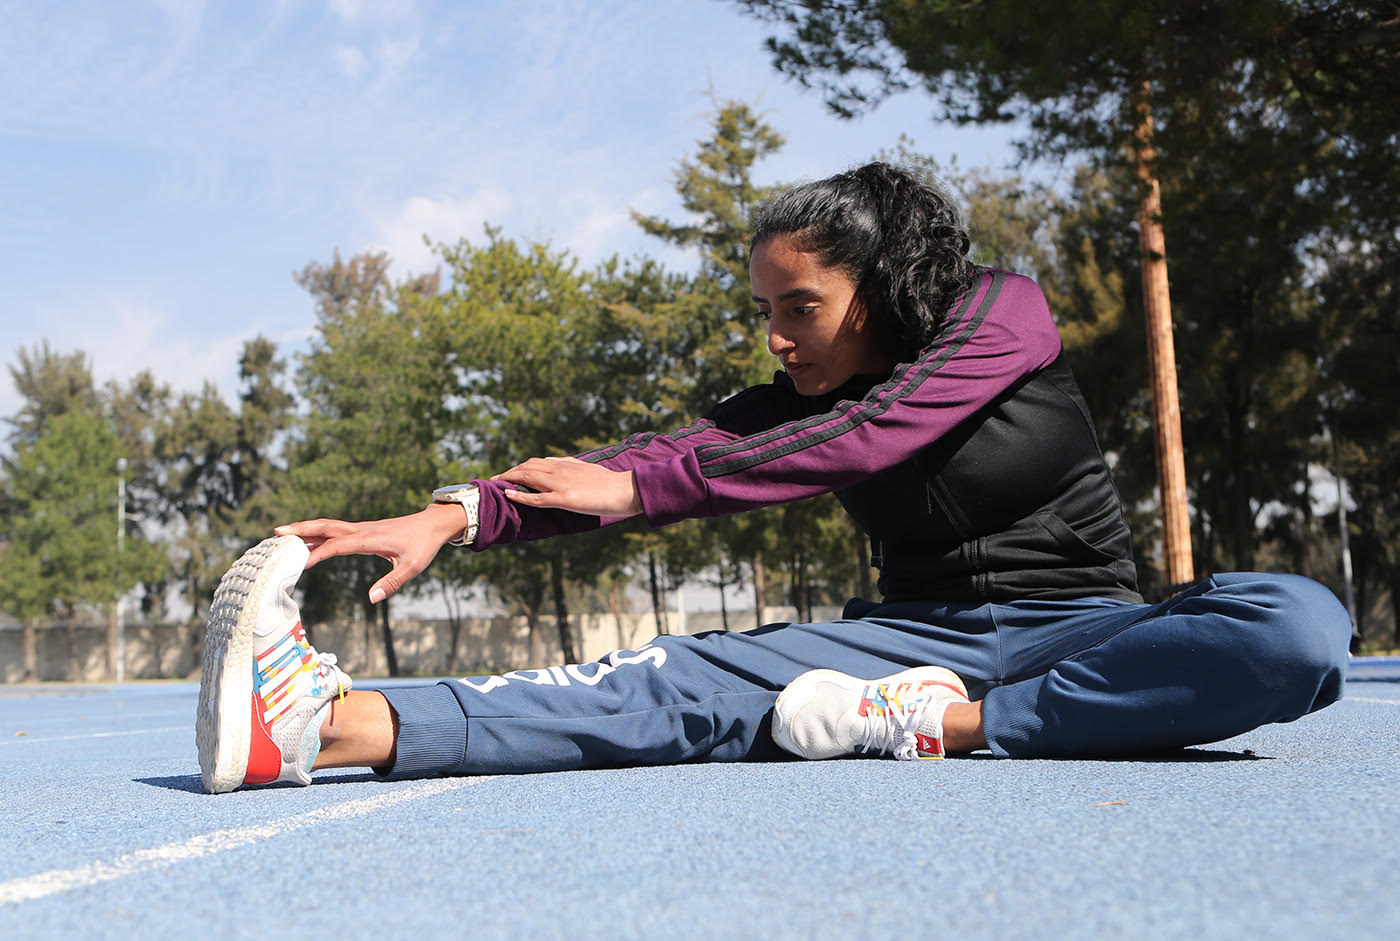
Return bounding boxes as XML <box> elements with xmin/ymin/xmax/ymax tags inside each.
<box><xmin>433</xmin><ymin>484</ymin><xmax>476</xmax><ymax>499</ymax></box>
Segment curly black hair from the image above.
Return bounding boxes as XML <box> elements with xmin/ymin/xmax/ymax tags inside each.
<box><xmin>749</xmin><ymin>162</ymin><xmax>976</xmax><ymax>362</ymax></box>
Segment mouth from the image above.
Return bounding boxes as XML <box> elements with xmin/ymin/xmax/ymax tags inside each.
<box><xmin>784</xmin><ymin>361</ymin><xmax>811</xmax><ymax>379</ymax></box>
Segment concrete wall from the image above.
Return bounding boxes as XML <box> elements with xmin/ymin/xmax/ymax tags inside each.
<box><xmin>0</xmin><ymin>606</ymin><xmax>843</xmax><ymax>683</ymax></box>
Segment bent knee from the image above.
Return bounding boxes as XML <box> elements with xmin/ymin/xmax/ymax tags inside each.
<box><xmin>1208</xmin><ymin>572</ymin><xmax>1351</xmax><ymax>706</ymax></box>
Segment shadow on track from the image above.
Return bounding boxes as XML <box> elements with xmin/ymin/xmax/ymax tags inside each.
<box><xmin>135</xmin><ymin>774</ymin><xmax>205</xmax><ymax>793</ymax></box>
<box><xmin>135</xmin><ymin>770</ymin><xmax>387</xmax><ymax>793</ymax></box>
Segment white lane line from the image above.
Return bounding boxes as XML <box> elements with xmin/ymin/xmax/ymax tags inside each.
<box><xmin>0</xmin><ymin>776</ymin><xmax>498</xmax><ymax>906</ymax></box>
<box><xmin>1348</xmin><ymin>696</ymin><xmax>1400</xmax><ymax>705</ymax></box>
<box><xmin>0</xmin><ymin>727</ymin><xmax>186</xmax><ymax>745</ymax></box>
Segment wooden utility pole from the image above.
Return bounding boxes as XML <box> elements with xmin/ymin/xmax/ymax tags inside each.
<box><xmin>1132</xmin><ymin>81</ymin><xmax>1195</xmax><ymax>588</ymax></box>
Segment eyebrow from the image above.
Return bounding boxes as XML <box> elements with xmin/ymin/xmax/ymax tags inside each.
<box><xmin>751</xmin><ymin>287</ymin><xmax>819</xmax><ymax>304</ymax></box>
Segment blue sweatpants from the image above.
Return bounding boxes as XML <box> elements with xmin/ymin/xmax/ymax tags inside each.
<box><xmin>379</xmin><ymin>573</ymin><xmax>1351</xmax><ymax>776</ymax></box>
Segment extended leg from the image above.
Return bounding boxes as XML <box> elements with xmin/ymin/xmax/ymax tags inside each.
<box><xmin>377</xmin><ymin>601</ymin><xmax>1022</xmax><ymax>777</ymax></box>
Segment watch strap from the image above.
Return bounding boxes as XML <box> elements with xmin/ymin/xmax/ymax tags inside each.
<box><xmin>433</xmin><ymin>484</ymin><xmax>480</xmax><ymax>547</ymax></box>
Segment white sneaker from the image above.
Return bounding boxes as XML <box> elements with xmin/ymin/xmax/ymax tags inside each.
<box><xmin>196</xmin><ymin>535</ymin><xmax>352</xmax><ymax>794</ymax></box>
<box><xmin>772</xmin><ymin>667</ymin><xmax>970</xmax><ymax>761</ymax></box>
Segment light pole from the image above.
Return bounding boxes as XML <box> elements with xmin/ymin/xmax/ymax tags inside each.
<box><xmin>116</xmin><ymin>457</ymin><xmax>127</xmax><ymax>684</ymax></box>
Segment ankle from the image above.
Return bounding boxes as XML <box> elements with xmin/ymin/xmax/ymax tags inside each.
<box><xmin>941</xmin><ymin>700</ymin><xmax>986</xmax><ymax>753</ymax></box>
<box><xmin>314</xmin><ymin>691</ymin><xmax>399</xmax><ymax>770</ymax></box>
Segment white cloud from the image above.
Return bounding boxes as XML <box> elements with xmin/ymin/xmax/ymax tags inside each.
<box><xmin>559</xmin><ymin>202</ymin><xmax>633</xmax><ymax>264</ymax></box>
<box><xmin>327</xmin><ymin>0</ymin><xmax>416</xmax><ymax>24</ymax></box>
<box><xmin>0</xmin><ymin>0</ymin><xmax>1028</xmax><ymax>434</ymax></box>
<box><xmin>333</xmin><ymin>44</ymin><xmax>368</xmax><ymax>79</ymax></box>
<box><xmin>65</xmin><ymin>298</ymin><xmax>276</xmax><ymax>406</ymax></box>
<box><xmin>365</xmin><ymin>189</ymin><xmax>514</xmax><ymax>277</ymax></box>
<box><xmin>113</xmin><ymin>302</ymin><xmax>257</xmax><ymax>393</ymax></box>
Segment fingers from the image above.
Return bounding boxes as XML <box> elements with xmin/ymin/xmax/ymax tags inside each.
<box><xmin>494</xmin><ymin>457</ymin><xmax>574</xmax><ymax>509</ymax></box>
<box><xmin>491</xmin><ymin>456</ymin><xmax>641</xmax><ymax>517</ymax></box>
<box><xmin>276</xmin><ymin>510</ymin><xmax>449</xmax><ymax>603</ymax></box>
<box><xmin>502</xmin><ymin>487</ymin><xmax>558</xmax><ymax>508</ymax></box>
<box><xmin>275</xmin><ymin>519</ymin><xmax>360</xmax><ymax>569</ymax></box>
<box><xmin>275</xmin><ymin>518</ymin><xmax>357</xmax><ymax>539</ymax></box>
<box><xmin>368</xmin><ymin>545</ymin><xmax>437</xmax><ymax>603</ymax></box>
<box><xmin>368</xmin><ymin>573</ymin><xmax>400</xmax><ymax>604</ymax></box>
<box><xmin>492</xmin><ymin>455</ymin><xmax>578</xmax><ymax>486</ymax></box>
<box><xmin>303</xmin><ymin>527</ymin><xmax>384</xmax><ymax>570</ymax></box>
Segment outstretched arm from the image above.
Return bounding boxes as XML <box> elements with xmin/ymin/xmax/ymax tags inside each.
<box><xmin>275</xmin><ymin>460</ymin><xmax>644</xmax><ymax>603</ymax></box>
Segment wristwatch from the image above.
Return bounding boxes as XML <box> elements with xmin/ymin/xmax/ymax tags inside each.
<box><xmin>432</xmin><ymin>483</ymin><xmax>481</xmax><ymax>547</ymax></box>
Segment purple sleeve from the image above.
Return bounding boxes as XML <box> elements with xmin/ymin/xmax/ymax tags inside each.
<box><xmin>468</xmin><ymin>417</ymin><xmax>743</xmax><ymax>549</ymax></box>
<box><xmin>471</xmin><ymin>270</ymin><xmax>1060</xmax><ymax>546</ymax></box>
<box><xmin>631</xmin><ymin>270</ymin><xmax>1061</xmax><ymax>524</ymax></box>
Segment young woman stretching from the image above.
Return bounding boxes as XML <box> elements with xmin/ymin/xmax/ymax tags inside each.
<box><xmin>196</xmin><ymin>162</ymin><xmax>1350</xmax><ymax>793</ymax></box>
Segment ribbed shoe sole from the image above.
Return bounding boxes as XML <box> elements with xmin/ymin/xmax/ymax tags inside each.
<box><xmin>772</xmin><ymin>666</ymin><xmax>969</xmax><ymax>760</ymax></box>
<box><xmin>195</xmin><ymin>535</ymin><xmax>307</xmax><ymax>794</ymax></box>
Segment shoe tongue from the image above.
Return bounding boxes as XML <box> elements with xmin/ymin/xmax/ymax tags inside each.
<box><xmin>254</xmin><ymin>573</ymin><xmax>302</xmax><ymax>638</ymax></box>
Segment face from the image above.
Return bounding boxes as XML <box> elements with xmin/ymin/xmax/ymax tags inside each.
<box><xmin>750</xmin><ymin>234</ymin><xmax>890</xmax><ymax>396</ymax></box>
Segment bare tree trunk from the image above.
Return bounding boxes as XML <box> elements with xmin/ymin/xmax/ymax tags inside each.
<box><xmin>1226</xmin><ymin>391</ymin><xmax>1257</xmax><ymax>573</ymax></box>
<box><xmin>752</xmin><ymin>552</ymin><xmax>766</xmax><ymax>628</ymax></box>
<box><xmin>718</xmin><ymin>564</ymin><xmax>730</xmax><ymax>631</ymax></box>
<box><xmin>648</xmin><ymin>551</ymin><xmax>669</xmax><ymax>635</ymax></box>
<box><xmin>1132</xmin><ymin>78</ymin><xmax>1195</xmax><ymax>590</ymax></box>
<box><xmin>550</xmin><ymin>550</ymin><xmax>577</xmax><ymax>663</ymax></box>
<box><xmin>379</xmin><ymin>600</ymin><xmax>399</xmax><ymax>677</ymax></box>
<box><xmin>1390</xmin><ymin>563</ymin><xmax>1400</xmax><ymax>651</ymax></box>
<box><xmin>363</xmin><ymin>605</ymin><xmax>375</xmax><ymax>676</ymax></box>
<box><xmin>107</xmin><ymin>602</ymin><xmax>119</xmax><ymax>681</ymax></box>
<box><xmin>796</xmin><ymin>545</ymin><xmax>812</xmax><ymax>623</ymax></box>
<box><xmin>65</xmin><ymin>613</ymin><xmax>80</xmax><ymax>682</ymax></box>
<box><xmin>608</xmin><ymin>585</ymin><xmax>629</xmax><ymax>651</ymax></box>
<box><xmin>1352</xmin><ymin>547</ymin><xmax>1371</xmax><ymax>650</ymax></box>
<box><xmin>527</xmin><ymin>609</ymin><xmax>546</xmax><ymax>666</ymax></box>
<box><xmin>441</xmin><ymin>581</ymin><xmax>462</xmax><ymax>675</ymax></box>
<box><xmin>853</xmin><ymin>521</ymin><xmax>873</xmax><ymax>599</ymax></box>
<box><xmin>23</xmin><ymin>620</ymin><xmax>37</xmax><ymax>681</ymax></box>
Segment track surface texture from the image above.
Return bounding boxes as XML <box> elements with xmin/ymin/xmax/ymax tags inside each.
<box><xmin>3</xmin><ymin>658</ymin><xmax>1398</xmax><ymax>940</ymax></box>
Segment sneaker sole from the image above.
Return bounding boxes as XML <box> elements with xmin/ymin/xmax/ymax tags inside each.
<box><xmin>195</xmin><ymin>535</ymin><xmax>308</xmax><ymax>794</ymax></box>
<box><xmin>772</xmin><ymin>666</ymin><xmax>969</xmax><ymax>760</ymax></box>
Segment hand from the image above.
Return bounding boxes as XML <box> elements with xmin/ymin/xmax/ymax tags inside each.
<box><xmin>492</xmin><ymin>456</ymin><xmax>642</xmax><ymax>518</ymax></box>
<box><xmin>274</xmin><ymin>502</ymin><xmax>468</xmax><ymax>604</ymax></box>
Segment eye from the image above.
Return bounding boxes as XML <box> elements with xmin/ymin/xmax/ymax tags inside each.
<box><xmin>755</xmin><ymin>308</ymin><xmax>772</xmax><ymax>321</ymax></box>
<box><xmin>792</xmin><ymin>304</ymin><xmax>816</xmax><ymax>316</ymax></box>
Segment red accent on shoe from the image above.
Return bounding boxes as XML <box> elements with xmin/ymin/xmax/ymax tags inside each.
<box><xmin>244</xmin><ymin>693</ymin><xmax>283</xmax><ymax>785</ymax></box>
<box><xmin>914</xmin><ymin>733</ymin><xmax>945</xmax><ymax>757</ymax></box>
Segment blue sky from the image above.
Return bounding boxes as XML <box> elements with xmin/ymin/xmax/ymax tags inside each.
<box><xmin>0</xmin><ymin>0</ymin><xmax>1023</xmax><ymax>420</ymax></box>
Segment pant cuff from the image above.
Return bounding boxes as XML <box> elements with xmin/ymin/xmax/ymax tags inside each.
<box><xmin>980</xmin><ymin>679</ymin><xmax>1044</xmax><ymax>758</ymax></box>
<box><xmin>377</xmin><ymin>682</ymin><xmax>468</xmax><ymax>778</ymax></box>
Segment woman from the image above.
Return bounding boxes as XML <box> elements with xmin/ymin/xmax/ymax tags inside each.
<box><xmin>196</xmin><ymin>163</ymin><xmax>1349</xmax><ymax>794</ymax></box>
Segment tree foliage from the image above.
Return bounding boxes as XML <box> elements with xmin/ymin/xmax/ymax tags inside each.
<box><xmin>0</xmin><ymin>409</ymin><xmax>165</xmax><ymax>678</ymax></box>
<box><xmin>8</xmin><ymin>66</ymin><xmax>1400</xmax><ymax>668</ymax></box>
<box><xmin>282</xmin><ymin>252</ymin><xmax>446</xmax><ymax>673</ymax></box>
<box><xmin>735</xmin><ymin>0</ymin><xmax>1400</xmax><ymax>630</ymax></box>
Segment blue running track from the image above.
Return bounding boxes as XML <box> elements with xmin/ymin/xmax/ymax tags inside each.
<box><xmin>2</xmin><ymin>659</ymin><xmax>1398</xmax><ymax>939</ymax></box>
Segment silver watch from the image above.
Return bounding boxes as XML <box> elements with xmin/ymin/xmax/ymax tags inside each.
<box><xmin>432</xmin><ymin>484</ymin><xmax>480</xmax><ymax>547</ymax></box>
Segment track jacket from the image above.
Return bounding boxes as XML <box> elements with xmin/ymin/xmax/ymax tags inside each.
<box><xmin>469</xmin><ymin>269</ymin><xmax>1142</xmax><ymax>604</ymax></box>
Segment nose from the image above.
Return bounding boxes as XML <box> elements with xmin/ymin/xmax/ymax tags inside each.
<box><xmin>767</xmin><ymin>321</ymin><xmax>794</xmax><ymax>358</ymax></box>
